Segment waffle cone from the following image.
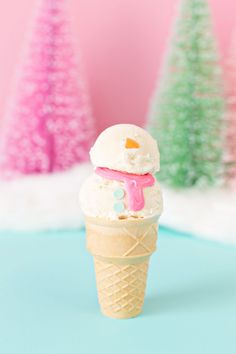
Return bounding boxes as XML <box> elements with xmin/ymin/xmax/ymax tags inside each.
<box><xmin>85</xmin><ymin>215</ymin><xmax>159</xmax><ymax>319</ymax></box>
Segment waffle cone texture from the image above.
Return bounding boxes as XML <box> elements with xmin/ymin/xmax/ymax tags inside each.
<box><xmin>85</xmin><ymin>215</ymin><xmax>159</xmax><ymax>319</ymax></box>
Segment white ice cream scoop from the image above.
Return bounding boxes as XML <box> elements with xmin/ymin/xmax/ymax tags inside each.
<box><xmin>89</xmin><ymin>124</ymin><xmax>160</xmax><ymax>174</ymax></box>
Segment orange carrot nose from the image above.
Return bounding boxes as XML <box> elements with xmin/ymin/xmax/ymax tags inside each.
<box><xmin>125</xmin><ymin>138</ymin><xmax>140</xmax><ymax>149</ymax></box>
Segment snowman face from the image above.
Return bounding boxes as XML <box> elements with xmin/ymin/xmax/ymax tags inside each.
<box><xmin>121</xmin><ymin>135</ymin><xmax>154</xmax><ymax>173</ymax></box>
<box><xmin>90</xmin><ymin>124</ymin><xmax>160</xmax><ymax>175</ymax></box>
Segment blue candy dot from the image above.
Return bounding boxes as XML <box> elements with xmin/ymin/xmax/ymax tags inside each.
<box><xmin>114</xmin><ymin>202</ymin><xmax>125</xmax><ymax>213</ymax></box>
<box><xmin>113</xmin><ymin>188</ymin><xmax>125</xmax><ymax>200</ymax></box>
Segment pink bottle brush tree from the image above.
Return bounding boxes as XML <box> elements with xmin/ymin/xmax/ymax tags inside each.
<box><xmin>0</xmin><ymin>0</ymin><xmax>95</xmax><ymax>178</ymax></box>
<box><xmin>225</xmin><ymin>30</ymin><xmax>236</xmax><ymax>182</ymax></box>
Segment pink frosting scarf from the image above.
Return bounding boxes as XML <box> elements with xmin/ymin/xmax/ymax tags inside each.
<box><xmin>95</xmin><ymin>167</ymin><xmax>155</xmax><ymax>211</ymax></box>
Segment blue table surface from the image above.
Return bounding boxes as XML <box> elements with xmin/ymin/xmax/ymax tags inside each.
<box><xmin>0</xmin><ymin>227</ymin><xmax>235</xmax><ymax>354</ymax></box>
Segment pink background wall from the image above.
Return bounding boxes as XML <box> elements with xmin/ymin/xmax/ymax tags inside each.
<box><xmin>0</xmin><ymin>0</ymin><xmax>235</xmax><ymax>134</ymax></box>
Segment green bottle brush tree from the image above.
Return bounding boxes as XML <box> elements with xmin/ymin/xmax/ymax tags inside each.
<box><xmin>148</xmin><ymin>0</ymin><xmax>224</xmax><ymax>188</ymax></box>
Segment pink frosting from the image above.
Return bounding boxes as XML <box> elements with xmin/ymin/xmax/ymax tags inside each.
<box><xmin>95</xmin><ymin>167</ymin><xmax>155</xmax><ymax>211</ymax></box>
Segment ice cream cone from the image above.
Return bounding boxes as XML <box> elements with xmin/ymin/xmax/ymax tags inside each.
<box><xmin>80</xmin><ymin>125</ymin><xmax>163</xmax><ymax>318</ymax></box>
<box><xmin>85</xmin><ymin>215</ymin><xmax>159</xmax><ymax>318</ymax></box>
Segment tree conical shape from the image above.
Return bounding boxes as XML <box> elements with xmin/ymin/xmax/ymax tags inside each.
<box><xmin>225</xmin><ymin>30</ymin><xmax>236</xmax><ymax>182</ymax></box>
<box><xmin>148</xmin><ymin>0</ymin><xmax>224</xmax><ymax>188</ymax></box>
<box><xmin>0</xmin><ymin>0</ymin><xmax>95</xmax><ymax>178</ymax></box>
